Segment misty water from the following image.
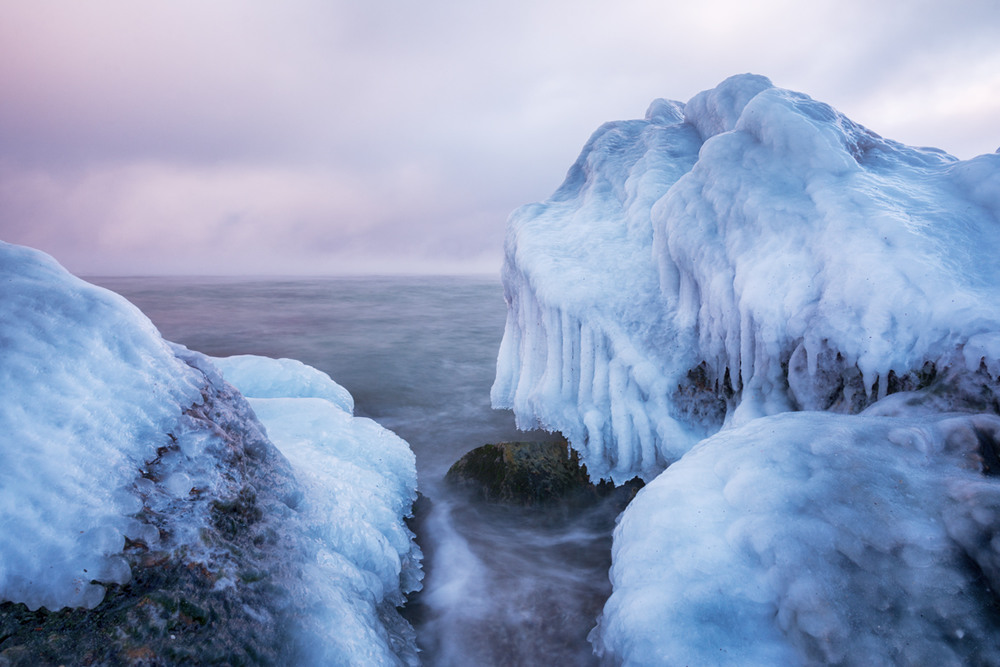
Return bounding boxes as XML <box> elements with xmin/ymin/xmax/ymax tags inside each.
<box><xmin>92</xmin><ymin>275</ymin><xmax>616</xmax><ymax>666</ymax></box>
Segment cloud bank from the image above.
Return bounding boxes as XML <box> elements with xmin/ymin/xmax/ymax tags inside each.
<box><xmin>0</xmin><ymin>0</ymin><xmax>998</xmax><ymax>275</ymax></box>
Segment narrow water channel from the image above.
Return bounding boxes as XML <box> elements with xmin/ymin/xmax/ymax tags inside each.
<box><xmin>93</xmin><ymin>275</ymin><xmax>616</xmax><ymax>665</ymax></box>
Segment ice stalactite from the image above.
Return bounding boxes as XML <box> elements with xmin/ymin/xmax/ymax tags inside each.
<box><xmin>493</xmin><ymin>264</ymin><xmax>695</xmax><ymax>482</ymax></box>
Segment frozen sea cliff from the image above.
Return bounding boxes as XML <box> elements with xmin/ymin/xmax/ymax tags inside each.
<box><xmin>0</xmin><ymin>242</ymin><xmax>421</xmax><ymax>665</ymax></box>
<box><xmin>493</xmin><ymin>74</ymin><xmax>1000</xmax><ymax>664</ymax></box>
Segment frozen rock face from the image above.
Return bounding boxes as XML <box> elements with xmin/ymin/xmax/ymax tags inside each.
<box><xmin>492</xmin><ymin>73</ymin><xmax>1000</xmax><ymax>482</ymax></box>
<box><xmin>492</xmin><ymin>96</ymin><xmax>700</xmax><ymax>482</ymax></box>
<box><xmin>0</xmin><ymin>241</ymin><xmax>421</xmax><ymax>665</ymax></box>
<box><xmin>493</xmin><ymin>75</ymin><xmax>1000</xmax><ymax>664</ymax></box>
<box><xmin>1</xmin><ymin>370</ymin><xmax>307</xmax><ymax>664</ymax></box>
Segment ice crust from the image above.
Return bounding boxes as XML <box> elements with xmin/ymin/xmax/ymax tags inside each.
<box><xmin>0</xmin><ymin>241</ymin><xmax>421</xmax><ymax>664</ymax></box>
<box><xmin>493</xmin><ymin>73</ymin><xmax>1000</xmax><ymax>482</ymax></box>
<box><xmin>493</xmin><ymin>75</ymin><xmax>1000</xmax><ymax>664</ymax></box>
<box><xmin>0</xmin><ymin>241</ymin><xmax>205</xmax><ymax>610</ymax></box>
<box><xmin>211</xmin><ymin>354</ymin><xmax>354</xmax><ymax>413</ymax></box>
<box><xmin>595</xmin><ymin>411</ymin><xmax>1000</xmax><ymax>666</ymax></box>
<box><xmin>217</xmin><ymin>355</ymin><xmax>422</xmax><ymax>665</ymax></box>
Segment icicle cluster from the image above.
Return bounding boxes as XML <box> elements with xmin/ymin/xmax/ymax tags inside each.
<box><xmin>493</xmin><ymin>74</ymin><xmax>1000</xmax><ymax>482</ymax></box>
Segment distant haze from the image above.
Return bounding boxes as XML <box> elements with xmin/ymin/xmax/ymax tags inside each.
<box><xmin>1</xmin><ymin>0</ymin><xmax>998</xmax><ymax>276</ymax></box>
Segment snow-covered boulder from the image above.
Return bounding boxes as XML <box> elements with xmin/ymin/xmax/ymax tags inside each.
<box><xmin>0</xmin><ymin>241</ymin><xmax>421</xmax><ymax>665</ymax></box>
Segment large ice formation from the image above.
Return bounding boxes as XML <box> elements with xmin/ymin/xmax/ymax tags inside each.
<box><xmin>0</xmin><ymin>241</ymin><xmax>420</xmax><ymax>664</ymax></box>
<box><xmin>493</xmin><ymin>73</ymin><xmax>1000</xmax><ymax>482</ymax></box>
<box><xmin>596</xmin><ymin>409</ymin><xmax>1000</xmax><ymax>665</ymax></box>
<box><xmin>493</xmin><ymin>74</ymin><xmax>1000</xmax><ymax>664</ymax></box>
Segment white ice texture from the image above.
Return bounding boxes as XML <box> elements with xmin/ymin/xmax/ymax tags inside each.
<box><xmin>596</xmin><ymin>410</ymin><xmax>1000</xmax><ymax>666</ymax></box>
<box><xmin>492</xmin><ymin>73</ymin><xmax>1000</xmax><ymax>482</ymax></box>
<box><xmin>0</xmin><ymin>241</ymin><xmax>420</xmax><ymax>665</ymax></box>
<box><xmin>0</xmin><ymin>241</ymin><xmax>205</xmax><ymax>611</ymax></box>
<box><xmin>214</xmin><ymin>355</ymin><xmax>422</xmax><ymax>665</ymax></box>
<box><xmin>211</xmin><ymin>354</ymin><xmax>354</xmax><ymax>414</ymax></box>
<box><xmin>491</xmin><ymin>75</ymin><xmax>1000</xmax><ymax>664</ymax></box>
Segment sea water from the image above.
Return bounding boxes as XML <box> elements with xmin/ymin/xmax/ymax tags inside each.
<box><xmin>92</xmin><ymin>276</ymin><xmax>612</xmax><ymax>666</ymax></box>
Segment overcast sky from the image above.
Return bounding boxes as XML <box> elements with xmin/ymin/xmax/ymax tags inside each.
<box><xmin>1</xmin><ymin>0</ymin><xmax>998</xmax><ymax>276</ymax></box>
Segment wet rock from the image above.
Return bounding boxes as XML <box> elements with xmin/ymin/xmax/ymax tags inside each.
<box><xmin>445</xmin><ymin>437</ymin><xmax>644</xmax><ymax>508</ymax></box>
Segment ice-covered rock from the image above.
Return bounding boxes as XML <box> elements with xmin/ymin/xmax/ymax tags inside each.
<box><xmin>594</xmin><ymin>410</ymin><xmax>1000</xmax><ymax>666</ymax></box>
<box><xmin>0</xmin><ymin>241</ymin><xmax>205</xmax><ymax>611</ymax></box>
<box><xmin>0</xmin><ymin>241</ymin><xmax>421</xmax><ymax>665</ymax></box>
<box><xmin>493</xmin><ymin>75</ymin><xmax>1000</xmax><ymax>664</ymax></box>
<box><xmin>493</xmin><ymin>73</ymin><xmax>1000</xmax><ymax>482</ymax></box>
<box><xmin>220</xmin><ymin>355</ymin><xmax>423</xmax><ymax>665</ymax></box>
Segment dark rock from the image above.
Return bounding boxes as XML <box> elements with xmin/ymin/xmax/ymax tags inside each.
<box><xmin>445</xmin><ymin>437</ymin><xmax>592</xmax><ymax>505</ymax></box>
<box><xmin>595</xmin><ymin>475</ymin><xmax>646</xmax><ymax>510</ymax></box>
<box><xmin>445</xmin><ymin>437</ymin><xmax>644</xmax><ymax>509</ymax></box>
<box><xmin>975</xmin><ymin>424</ymin><xmax>1000</xmax><ymax>477</ymax></box>
<box><xmin>407</xmin><ymin>491</ymin><xmax>434</xmax><ymax>529</ymax></box>
<box><xmin>399</xmin><ymin>493</ymin><xmax>433</xmax><ymax>631</ymax></box>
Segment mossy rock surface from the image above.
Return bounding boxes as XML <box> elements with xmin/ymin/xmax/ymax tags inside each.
<box><xmin>446</xmin><ymin>438</ymin><xmax>604</xmax><ymax>505</ymax></box>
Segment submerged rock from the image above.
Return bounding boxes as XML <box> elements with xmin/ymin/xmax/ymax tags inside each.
<box><xmin>446</xmin><ymin>438</ymin><xmax>590</xmax><ymax>505</ymax></box>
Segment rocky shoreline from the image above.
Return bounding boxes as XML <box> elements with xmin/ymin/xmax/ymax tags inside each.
<box><xmin>2</xmin><ymin>431</ymin><xmax>631</xmax><ymax>667</ymax></box>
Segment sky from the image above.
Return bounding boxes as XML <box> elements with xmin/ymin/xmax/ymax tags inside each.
<box><xmin>1</xmin><ymin>0</ymin><xmax>998</xmax><ymax>276</ymax></box>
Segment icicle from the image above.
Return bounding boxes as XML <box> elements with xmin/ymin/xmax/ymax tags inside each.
<box><xmin>806</xmin><ymin>340</ymin><xmax>818</xmax><ymax>377</ymax></box>
<box><xmin>609</xmin><ymin>359</ymin><xmax>634</xmax><ymax>471</ymax></box>
<box><xmin>578</xmin><ymin>323</ymin><xmax>595</xmax><ymax>407</ymax></box>
<box><xmin>592</xmin><ymin>333</ymin><xmax>610</xmax><ymax>408</ymax></box>
<box><xmin>561</xmin><ymin>309</ymin><xmax>579</xmax><ymax>403</ymax></box>
<box><xmin>584</xmin><ymin>408</ymin><xmax>606</xmax><ymax>463</ymax></box>
<box><xmin>633</xmin><ymin>398</ymin><xmax>656</xmax><ymax>470</ymax></box>
<box><xmin>739</xmin><ymin>312</ymin><xmax>756</xmax><ymax>402</ymax></box>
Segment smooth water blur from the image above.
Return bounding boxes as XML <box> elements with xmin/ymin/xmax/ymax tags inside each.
<box><xmin>92</xmin><ymin>276</ymin><xmax>609</xmax><ymax>666</ymax></box>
